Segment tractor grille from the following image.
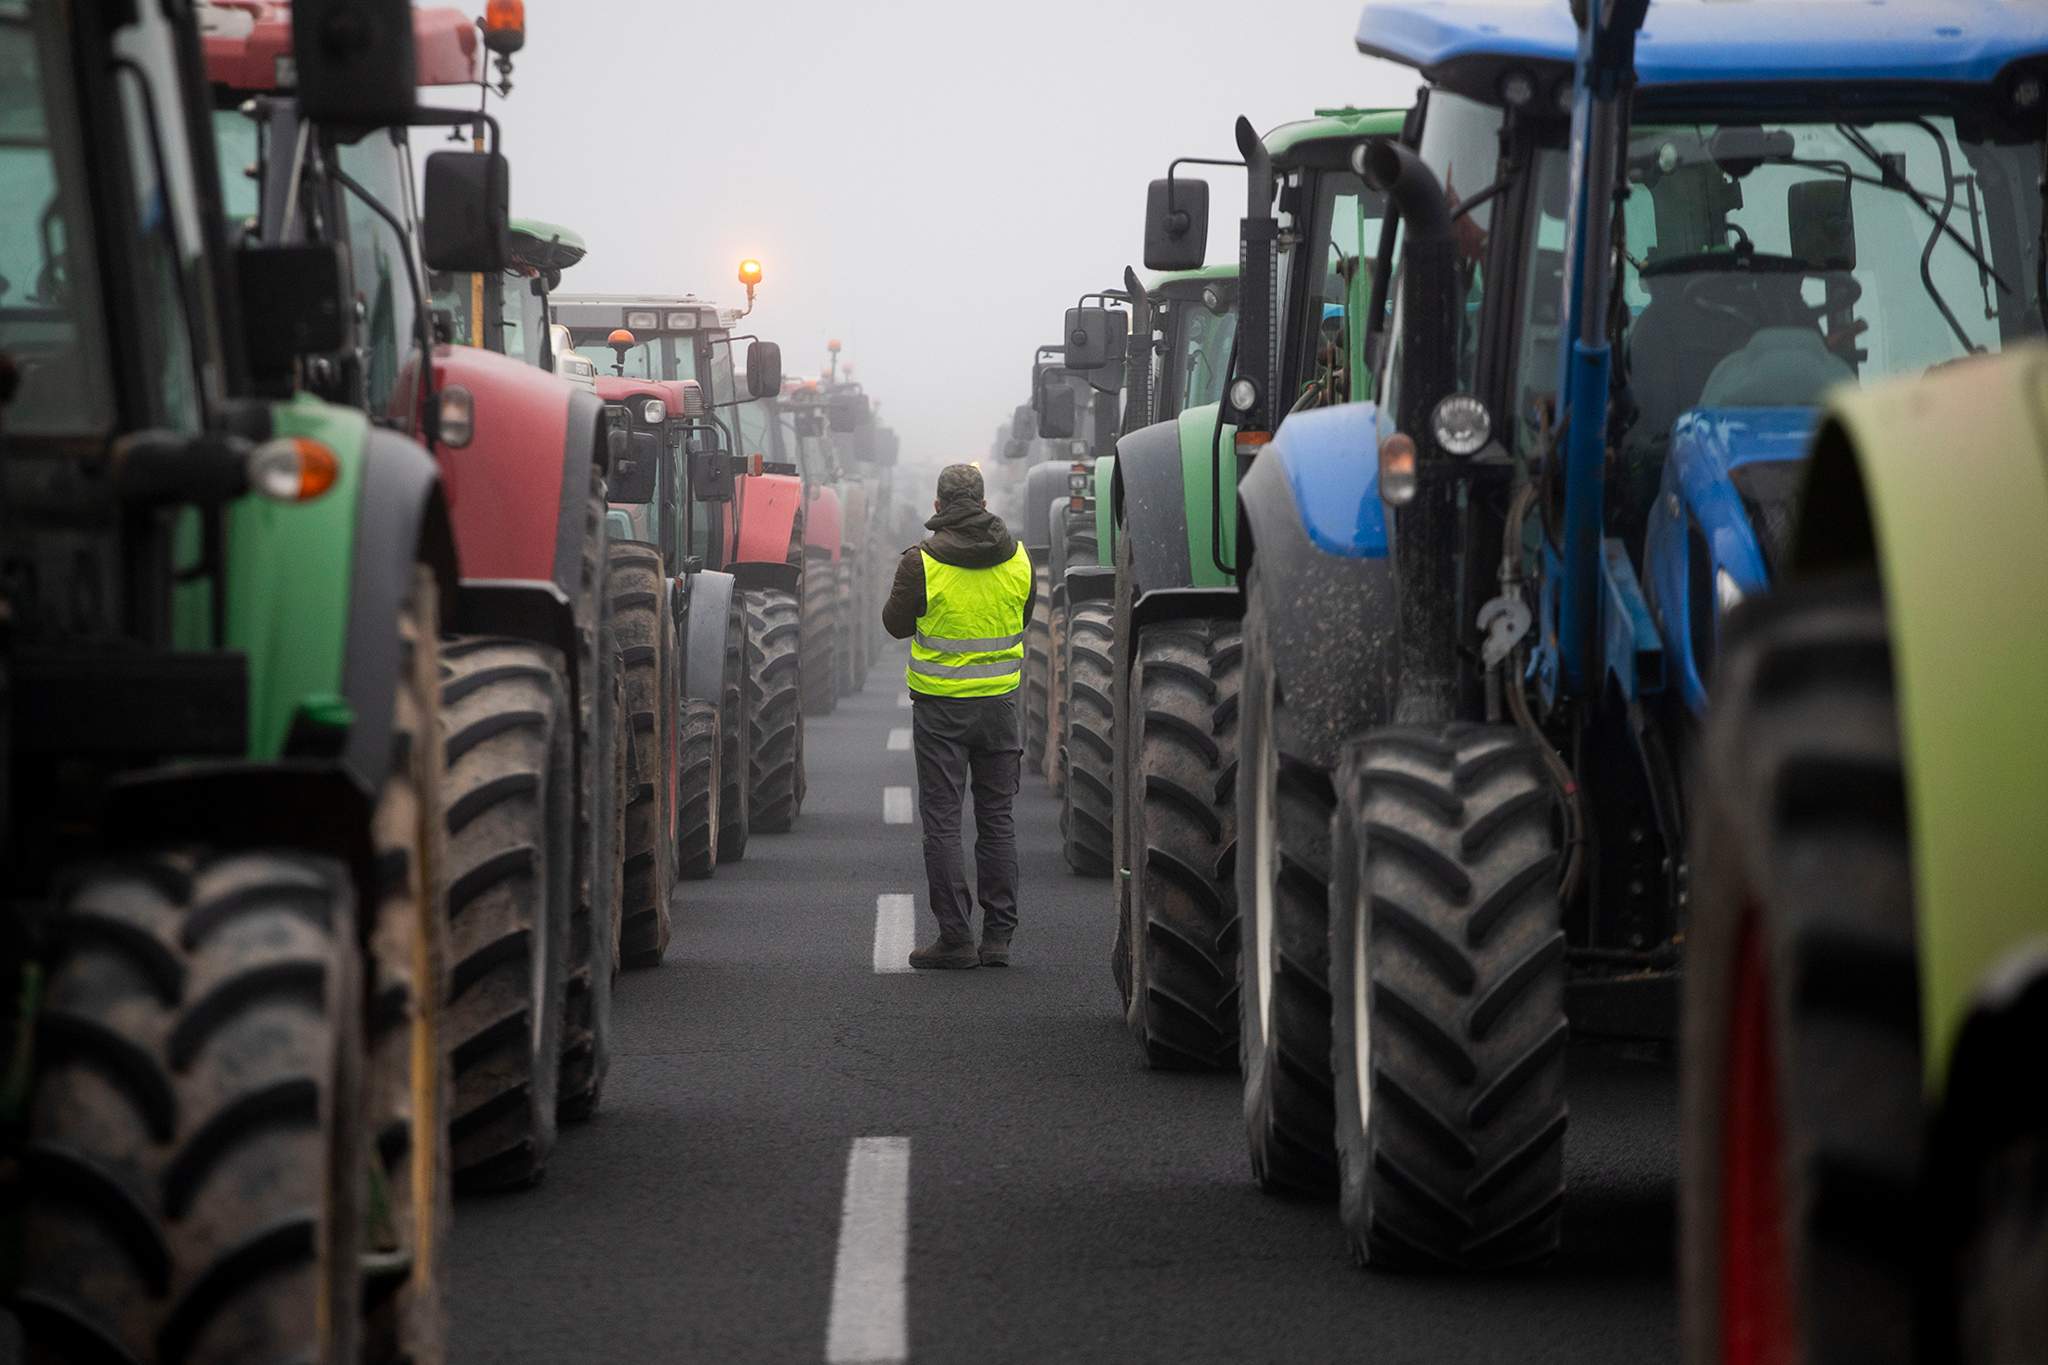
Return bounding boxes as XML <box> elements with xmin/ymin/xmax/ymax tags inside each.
<box><xmin>1727</xmin><ymin>459</ymin><xmax>1806</xmax><ymax>578</ymax></box>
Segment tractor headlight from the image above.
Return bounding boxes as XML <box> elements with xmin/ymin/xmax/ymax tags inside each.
<box><xmin>1227</xmin><ymin>377</ymin><xmax>1259</xmax><ymax>415</ymax></box>
<box><xmin>1715</xmin><ymin>567</ymin><xmax>1745</xmax><ymax>618</ymax></box>
<box><xmin>1431</xmin><ymin>393</ymin><xmax>1491</xmax><ymax>457</ymax></box>
<box><xmin>642</xmin><ymin>398</ymin><xmax>668</xmax><ymax>425</ymax></box>
<box><xmin>438</xmin><ymin>386</ymin><xmax>475</xmax><ymax>449</ymax></box>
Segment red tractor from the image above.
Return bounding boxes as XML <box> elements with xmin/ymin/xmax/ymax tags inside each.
<box><xmin>752</xmin><ymin>380</ymin><xmax>849</xmax><ymax>715</ymax></box>
<box><xmin>204</xmin><ymin>0</ymin><xmax>630</xmax><ymax>1188</ymax></box>
<box><xmin>554</xmin><ymin>291</ymin><xmax>810</xmax><ymax>832</ymax></box>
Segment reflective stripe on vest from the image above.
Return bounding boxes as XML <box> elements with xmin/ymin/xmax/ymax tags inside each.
<box><xmin>906</xmin><ymin>541</ymin><xmax>1033</xmax><ymax>698</ymax></box>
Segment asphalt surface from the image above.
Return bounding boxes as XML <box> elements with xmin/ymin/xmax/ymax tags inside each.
<box><xmin>449</xmin><ymin>642</ymin><xmax>1681</xmax><ymax>1364</ymax></box>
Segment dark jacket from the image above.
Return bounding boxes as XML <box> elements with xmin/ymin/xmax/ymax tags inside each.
<box><xmin>882</xmin><ymin>501</ymin><xmax>1035</xmax><ymax>640</ymax></box>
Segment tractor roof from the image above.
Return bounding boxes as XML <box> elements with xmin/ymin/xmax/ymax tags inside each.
<box><xmin>1264</xmin><ymin>106</ymin><xmax>1405</xmax><ymax>164</ymax></box>
<box><xmin>509</xmin><ymin>219</ymin><xmax>587</xmax><ymax>273</ymax></box>
<box><xmin>1141</xmin><ymin>263</ymin><xmax>1238</xmax><ymax>295</ymax></box>
<box><xmin>1356</xmin><ymin>1</ymin><xmax>2048</xmax><ymax>101</ymax></box>
<box><xmin>199</xmin><ymin>1</ymin><xmax>480</xmax><ymax>93</ymax></box>
<box><xmin>551</xmin><ymin>294</ymin><xmax>731</xmax><ymax>333</ymax></box>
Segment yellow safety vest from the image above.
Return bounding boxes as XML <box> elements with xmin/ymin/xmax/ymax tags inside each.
<box><xmin>906</xmin><ymin>543</ymin><xmax>1032</xmax><ymax>698</ymax></box>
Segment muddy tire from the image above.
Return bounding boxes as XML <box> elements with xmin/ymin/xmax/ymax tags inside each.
<box><xmin>1328</xmin><ymin>724</ymin><xmax>1567</xmax><ymax>1270</ymax></box>
<box><xmin>610</xmin><ymin>544</ymin><xmax>674</xmax><ymax>970</ymax></box>
<box><xmin>718</xmin><ymin>609</ymin><xmax>751</xmax><ymax>863</ymax></box>
<box><xmin>1023</xmin><ymin>559</ymin><xmax>1051</xmax><ymax>775</ymax></box>
<box><xmin>364</xmin><ymin>567</ymin><xmax>452</xmax><ymax>1360</ymax></box>
<box><xmin>834</xmin><ymin>562</ymin><xmax>858</xmax><ymax>698</ymax></box>
<box><xmin>1680</xmin><ymin>577</ymin><xmax>1920</xmax><ymax>1365</ymax></box>
<box><xmin>801</xmin><ymin>559</ymin><xmax>838</xmax><ymax>717</ymax></box>
<box><xmin>1119</xmin><ymin>618</ymin><xmax>1242</xmax><ymax>1070</ymax></box>
<box><xmin>1045</xmin><ymin>603</ymin><xmax>1068</xmax><ymax>789</ymax></box>
<box><xmin>439</xmin><ymin>637</ymin><xmax>574</xmax><ymax>1191</ymax></box>
<box><xmin>1059</xmin><ymin>599</ymin><xmax>1114</xmax><ymax>876</ymax></box>
<box><xmin>1237</xmin><ymin>581</ymin><xmax>1340</xmax><ymax>1198</ymax></box>
<box><xmin>21</xmin><ymin>851</ymin><xmax>367</xmax><ymax>1364</ymax></box>
<box><xmin>675</xmin><ymin>698</ymin><xmax>721</xmax><ymax>880</ymax></box>
<box><xmin>743</xmin><ymin>586</ymin><xmax>804</xmax><ymax>833</ymax></box>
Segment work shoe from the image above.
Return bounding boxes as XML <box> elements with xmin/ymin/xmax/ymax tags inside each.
<box><xmin>909</xmin><ymin>938</ymin><xmax>979</xmax><ymax>970</ymax></box>
<box><xmin>977</xmin><ymin>936</ymin><xmax>1012</xmax><ymax>968</ymax></box>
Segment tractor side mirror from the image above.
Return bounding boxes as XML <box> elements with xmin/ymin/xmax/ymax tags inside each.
<box><xmin>1144</xmin><ymin>176</ymin><xmax>1208</xmax><ymax>271</ymax></box>
<box><xmin>828</xmin><ymin>391</ymin><xmax>867</xmax><ymax>433</ymax></box>
<box><xmin>238</xmin><ymin>243</ymin><xmax>352</xmax><ymax>367</ymax></box>
<box><xmin>690</xmin><ymin>448</ymin><xmax>734</xmax><ymax>502</ymax></box>
<box><xmin>1038</xmin><ymin>384</ymin><xmax>1077</xmax><ymax>440</ymax></box>
<box><xmin>1063</xmin><ymin>306</ymin><xmax>1114</xmax><ymax>370</ymax></box>
<box><xmin>608</xmin><ymin>429</ymin><xmax>661</xmax><ymax>504</ymax></box>
<box><xmin>421</xmin><ymin>151</ymin><xmax>510</xmax><ymax>273</ymax></box>
<box><xmin>1004</xmin><ymin>438</ymin><xmax>1028</xmax><ymax>460</ymax></box>
<box><xmin>747</xmin><ymin>340</ymin><xmax>783</xmax><ymax>398</ymax></box>
<box><xmin>292</xmin><ymin>0</ymin><xmax>416</xmax><ymax>126</ymax></box>
<box><xmin>1087</xmin><ymin>313</ymin><xmax>1129</xmax><ymax>393</ymax></box>
<box><xmin>1788</xmin><ymin>179</ymin><xmax>1856</xmax><ymax>272</ymax></box>
<box><xmin>1011</xmin><ymin>404</ymin><xmax>1034</xmax><ymax>442</ymax></box>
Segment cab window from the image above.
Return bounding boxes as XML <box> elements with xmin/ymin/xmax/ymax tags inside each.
<box><xmin>335</xmin><ymin>129</ymin><xmax>420</xmax><ymax>423</ymax></box>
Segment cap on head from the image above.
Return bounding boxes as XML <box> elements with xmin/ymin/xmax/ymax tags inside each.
<box><xmin>936</xmin><ymin>462</ymin><xmax>984</xmax><ymax>507</ymax></box>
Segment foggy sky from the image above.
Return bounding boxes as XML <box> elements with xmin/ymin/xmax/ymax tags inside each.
<box><xmin>484</xmin><ymin>1</ymin><xmax>1419</xmax><ymax>470</ymax></box>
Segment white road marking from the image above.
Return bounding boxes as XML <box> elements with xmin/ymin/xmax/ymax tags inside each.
<box><xmin>883</xmin><ymin>786</ymin><xmax>913</xmax><ymax>824</ymax></box>
<box><xmin>896</xmin><ymin>692</ymin><xmax>912</xmax><ymax>709</ymax></box>
<box><xmin>887</xmin><ymin>727</ymin><xmax>911</xmax><ymax>752</ymax></box>
<box><xmin>825</xmin><ymin>1137</ymin><xmax>910</xmax><ymax>1365</ymax></box>
<box><xmin>872</xmin><ymin>894</ymin><xmax>916</xmax><ymax>974</ymax></box>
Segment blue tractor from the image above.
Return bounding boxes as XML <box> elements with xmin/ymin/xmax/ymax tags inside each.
<box><xmin>1228</xmin><ymin>0</ymin><xmax>2048</xmax><ymax>1265</ymax></box>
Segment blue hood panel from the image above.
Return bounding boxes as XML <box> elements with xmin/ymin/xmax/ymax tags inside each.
<box><xmin>1269</xmin><ymin>402</ymin><xmax>1388</xmax><ymax>559</ymax></box>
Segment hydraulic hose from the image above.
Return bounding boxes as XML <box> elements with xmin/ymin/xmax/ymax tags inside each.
<box><xmin>1498</xmin><ymin>480</ymin><xmax>1586</xmax><ymax>903</ymax></box>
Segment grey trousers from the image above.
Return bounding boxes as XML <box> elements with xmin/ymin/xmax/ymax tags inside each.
<box><xmin>910</xmin><ymin>691</ymin><xmax>1021</xmax><ymax>944</ymax></box>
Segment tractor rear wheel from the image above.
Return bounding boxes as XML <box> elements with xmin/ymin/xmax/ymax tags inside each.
<box><xmin>610</xmin><ymin>544</ymin><xmax>674</xmax><ymax>969</ymax></box>
<box><xmin>439</xmin><ymin>637</ymin><xmax>574</xmax><ymax>1191</ymax></box>
<box><xmin>1023</xmin><ymin>559</ymin><xmax>1051</xmax><ymax>776</ymax></box>
<box><xmin>1119</xmin><ymin>618</ymin><xmax>1241</xmax><ymax>1070</ymax></box>
<box><xmin>743</xmin><ymin>585</ymin><xmax>805</xmax><ymax>832</ymax></box>
<box><xmin>1045</xmin><ymin>602</ymin><xmax>1068</xmax><ymax>789</ymax></box>
<box><xmin>675</xmin><ymin>698</ymin><xmax>721</xmax><ymax>880</ymax></box>
<box><xmin>1680</xmin><ymin>576</ymin><xmax>1920</xmax><ymax>1365</ymax></box>
<box><xmin>1329</xmin><ymin>724</ymin><xmax>1567</xmax><ymax>1270</ymax></box>
<box><xmin>21</xmin><ymin>851</ymin><xmax>366</xmax><ymax>1365</ymax></box>
<box><xmin>801</xmin><ymin>559</ymin><xmax>838</xmax><ymax>717</ymax></box>
<box><xmin>1059</xmin><ymin>599</ymin><xmax>1114</xmax><ymax>876</ymax></box>
<box><xmin>718</xmin><ymin>608</ymin><xmax>752</xmax><ymax>863</ymax></box>
<box><xmin>1237</xmin><ymin>581</ymin><xmax>1340</xmax><ymax>1198</ymax></box>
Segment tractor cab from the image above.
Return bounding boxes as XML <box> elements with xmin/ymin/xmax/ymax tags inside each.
<box><xmin>1144</xmin><ymin>265</ymin><xmax>1241</xmax><ymax>423</ymax></box>
<box><xmin>431</xmin><ymin>217</ymin><xmax>589</xmax><ymax>381</ymax></box>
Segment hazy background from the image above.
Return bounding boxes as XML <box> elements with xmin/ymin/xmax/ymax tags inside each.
<box><xmin>483</xmin><ymin>0</ymin><xmax>1418</xmax><ymax>469</ymax></box>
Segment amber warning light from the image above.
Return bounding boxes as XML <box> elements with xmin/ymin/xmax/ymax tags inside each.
<box><xmin>484</xmin><ymin>0</ymin><xmax>525</xmax><ymax>55</ymax></box>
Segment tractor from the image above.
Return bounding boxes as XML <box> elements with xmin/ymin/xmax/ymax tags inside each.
<box><xmin>1681</xmin><ymin>358</ymin><xmax>2048</xmax><ymax>1357</ymax></box>
<box><xmin>1220</xmin><ymin>0</ymin><xmax>2048</xmax><ymax>1269</ymax></box>
<box><xmin>3</xmin><ymin>0</ymin><xmax>500</xmax><ymax>1356</ymax></box>
<box><xmin>1057</xmin><ymin>263</ymin><xmax>1240</xmax><ymax>878</ymax></box>
<box><xmin>1109</xmin><ymin>108</ymin><xmax>1398</xmax><ymax>1072</ymax></box>
<box><xmin>204</xmin><ymin>0</ymin><xmax>631</xmax><ymax>1185</ymax></box>
<box><xmin>554</xmin><ymin>290</ymin><xmax>810</xmax><ymax>833</ymax></box>
<box><xmin>769</xmin><ymin>379</ymin><xmax>851</xmax><ymax>717</ymax></box>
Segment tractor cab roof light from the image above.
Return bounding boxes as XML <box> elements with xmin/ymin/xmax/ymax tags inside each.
<box><xmin>483</xmin><ymin>0</ymin><xmax>525</xmax><ymax>54</ymax></box>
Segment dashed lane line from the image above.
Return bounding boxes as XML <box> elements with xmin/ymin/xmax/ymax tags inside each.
<box><xmin>883</xmin><ymin>786</ymin><xmax>913</xmax><ymax>824</ymax></box>
<box><xmin>887</xmin><ymin>727</ymin><xmax>911</xmax><ymax>752</ymax></box>
<box><xmin>825</xmin><ymin>1137</ymin><xmax>910</xmax><ymax>1365</ymax></box>
<box><xmin>872</xmin><ymin>894</ymin><xmax>916</xmax><ymax>974</ymax></box>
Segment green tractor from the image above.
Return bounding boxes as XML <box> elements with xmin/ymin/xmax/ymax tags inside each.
<box><xmin>4</xmin><ymin>0</ymin><xmax>491</xmax><ymax>1357</ymax></box>
<box><xmin>1682</xmin><ymin>347</ymin><xmax>2048</xmax><ymax>1362</ymax></box>
<box><xmin>1058</xmin><ymin>262</ymin><xmax>1239</xmax><ymax>877</ymax></box>
<box><xmin>1110</xmin><ymin>108</ymin><xmax>1397</xmax><ymax>1069</ymax></box>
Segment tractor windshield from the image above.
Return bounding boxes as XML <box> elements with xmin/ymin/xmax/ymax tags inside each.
<box><xmin>568</xmin><ymin>329</ymin><xmax>696</xmax><ymax>381</ymax></box>
<box><xmin>0</xmin><ymin>0</ymin><xmax>114</xmax><ymax>434</ymax></box>
<box><xmin>1161</xmin><ymin>283</ymin><xmax>1239</xmax><ymax>414</ymax></box>
<box><xmin>1289</xmin><ymin>169</ymin><xmax>1387</xmax><ymax>409</ymax></box>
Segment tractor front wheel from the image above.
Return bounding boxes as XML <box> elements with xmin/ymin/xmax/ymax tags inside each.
<box><xmin>1058</xmin><ymin>599</ymin><xmax>1114</xmax><ymax>876</ymax></box>
<box><xmin>743</xmin><ymin>586</ymin><xmax>805</xmax><ymax>832</ymax></box>
<box><xmin>610</xmin><ymin>544</ymin><xmax>676</xmax><ymax>969</ymax></box>
<box><xmin>675</xmin><ymin>698</ymin><xmax>721</xmax><ymax>880</ymax></box>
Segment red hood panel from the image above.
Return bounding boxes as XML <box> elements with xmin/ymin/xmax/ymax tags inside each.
<box><xmin>432</xmin><ymin>345</ymin><xmax>577</xmax><ymax>583</ymax></box>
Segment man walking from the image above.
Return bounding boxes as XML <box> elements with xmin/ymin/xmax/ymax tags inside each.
<box><xmin>882</xmin><ymin>463</ymin><xmax>1035</xmax><ymax>969</ymax></box>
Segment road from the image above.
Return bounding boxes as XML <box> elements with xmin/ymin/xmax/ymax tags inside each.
<box><xmin>449</xmin><ymin>644</ymin><xmax>1680</xmax><ymax>1364</ymax></box>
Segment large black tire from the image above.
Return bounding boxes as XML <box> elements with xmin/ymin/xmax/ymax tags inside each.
<box><xmin>801</xmin><ymin>556</ymin><xmax>838</xmax><ymax>717</ymax></box>
<box><xmin>1680</xmin><ymin>577</ymin><xmax>1921</xmax><ymax>1365</ymax></box>
<box><xmin>846</xmin><ymin>558</ymin><xmax>869</xmax><ymax>691</ymax></box>
<box><xmin>1236</xmin><ymin>579</ymin><xmax>1340</xmax><ymax>1198</ymax></box>
<box><xmin>610</xmin><ymin>543</ymin><xmax>674</xmax><ymax>969</ymax></box>
<box><xmin>675</xmin><ymin>698</ymin><xmax>721</xmax><ymax>880</ymax></box>
<box><xmin>717</xmin><ymin>608</ymin><xmax>751</xmax><ymax>863</ymax></box>
<box><xmin>1328</xmin><ymin>724</ymin><xmax>1568</xmax><ymax>1270</ymax></box>
<box><xmin>560</xmin><ymin>475</ymin><xmax>621</xmax><ymax>1123</ymax></box>
<box><xmin>1118</xmin><ymin>618</ymin><xmax>1242</xmax><ymax>1070</ymax></box>
<box><xmin>1023</xmin><ymin>559</ymin><xmax>1052</xmax><ymax>775</ymax></box>
<box><xmin>22</xmin><ymin>850</ymin><xmax>367</xmax><ymax>1364</ymax></box>
<box><xmin>439</xmin><ymin>637</ymin><xmax>574</xmax><ymax>1192</ymax></box>
<box><xmin>1045</xmin><ymin>602</ymin><xmax>1068</xmax><ymax>789</ymax></box>
<box><xmin>1059</xmin><ymin>599</ymin><xmax>1114</xmax><ymax>876</ymax></box>
<box><xmin>365</xmin><ymin>567</ymin><xmax>452</xmax><ymax>1362</ymax></box>
<box><xmin>742</xmin><ymin>585</ymin><xmax>804</xmax><ymax>832</ymax></box>
<box><xmin>834</xmin><ymin>562</ymin><xmax>858</xmax><ymax>698</ymax></box>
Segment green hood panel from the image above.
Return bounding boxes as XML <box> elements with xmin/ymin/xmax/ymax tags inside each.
<box><xmin>1178</xmin><ymin>403</ymin><xmax>1238</xmax><ymax>588</ymax></box>
<box><xmin>174</xmin><ymin>394</ymin><xmax>365</xmax><ymax>759</ymax></box>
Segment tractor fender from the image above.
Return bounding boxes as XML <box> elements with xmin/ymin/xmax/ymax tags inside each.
<box><xmin>680</xmin><ymin>568</ymin><xmax>737</xmax><ymax>706</ymax></box>
<box><xmin>1019</xmin><ymin>461</ymin><xmax>1070</xmax><ymax>551</ymax></box>
<box><xmin>729</xmin><ymin>560</ymin><xmax>802</xmax><ymax>597</ymax></box>
<box><xmin>1925</xmin><ymin>940</ymin><xmax>2048</xmax><ymax>1234</ymax></box>
<box><xmin>1109</xmin><ymin>421</ymin><xmax>1189</xmax><ymax>596</ymax></box>
<box><xmin>1131</xmin><ymin>586</ymin><xmax>1241</xmax><ymax>637</ymax></box>
<box><xmin>805</xmin><ymin>483</ymin><xmax>843</xmax><ymax>562</ymax></box>
<box><xmin>431</xmin><ymin>345</ymin><xmax>604</xmax><ymax>597</ymax></box>
<box><xmin>1236</xmin><ymin>411</ymin><xmax>1400</xmax><ymax>770</ymax></box>
<box><xmin>1793</xmin><ymin>349</ymin><xmax>2048</xmax><ymax>1086</ymax></box>
<box><xmin>452</xmin><ymin>579</ymin><xmax>580</xmax><ymax>684</ymax></box>
<box><xmin>732</xmin><ymin>471</ymin><xmax>804</xmax><ymax>568</ymax></box>
<box><xmin>1064</xmin><ymin>565</ymin><xmax>1116</xmax><ymax>607</ymax></box>
<box><xmin>337</xmin><ymin>425</ymin><xmax>459</xmax><ymax>796</ymax></box>
<box><xmin>1092</xmin><ymin>455</ymin><xmax>1116</xmax><ymax>568</ymax></box>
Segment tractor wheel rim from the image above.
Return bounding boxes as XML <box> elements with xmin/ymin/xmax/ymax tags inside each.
<box><xmin>1252</xmin><ymin>672</ymin><xmax>1278</xmax><ymax>1042</ymax></box>
<box><xmin>1721</xmin><ymin>908</ymin><xmax>1794</xmax><ymax>1365</ymax></box>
